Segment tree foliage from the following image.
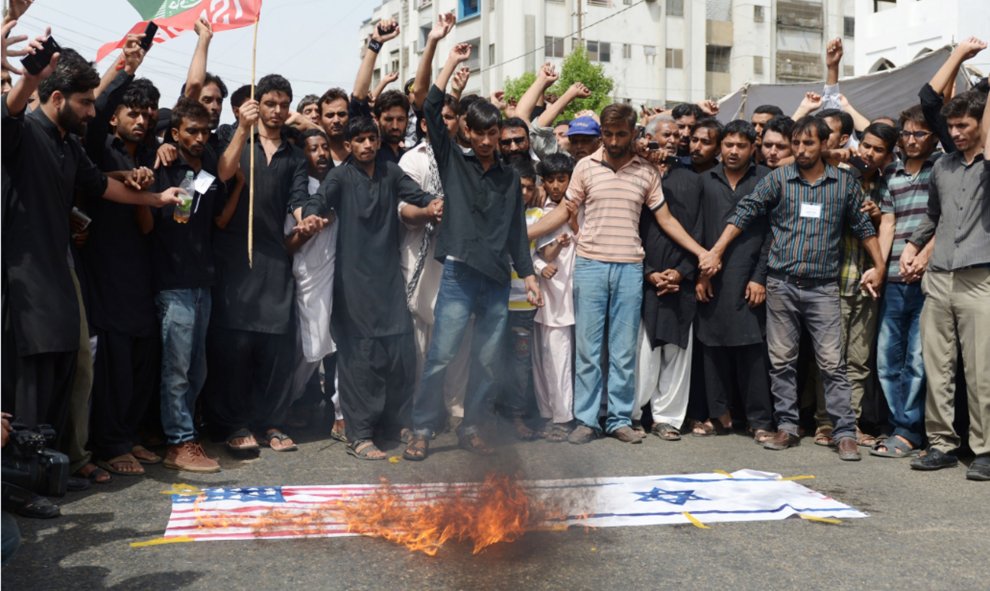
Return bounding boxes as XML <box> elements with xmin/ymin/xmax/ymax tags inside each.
<box><xmin>502</xmin><ymin>71</ymin><xmax>536</xmax><ymax>104</ymax></box>
<box><xmin>502</xmin><ymin>47</ymin><xmax>615</xmax><ymax>122</ymax></box>
<box><xmin>549</xmin><ymin>47</ymin><xmax>614</xmax><ymax>121</ymax></box>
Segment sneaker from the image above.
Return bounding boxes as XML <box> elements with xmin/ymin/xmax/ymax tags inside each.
<box><xmin>165</xmin><ymin>441</ymin><xmax>221</xmax><ymax>473</ymax></box>
<box><xmin>909</xmin><ymin>448</ymin><xmax>958</xmax><ymax>471</ymax></box>
<box><xmin>966</xmin><ymin>455</ymin><xmax>990</xmax><ymax>481</ymax></box>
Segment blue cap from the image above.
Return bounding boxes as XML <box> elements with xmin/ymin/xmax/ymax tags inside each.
<box><xmin>566</xmin><ymin>116</ymin><xmax>601</xmax><ymax>137</ymax></box>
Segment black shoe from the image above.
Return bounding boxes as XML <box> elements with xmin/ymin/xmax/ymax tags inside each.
<box><xmin>66</xmin><ymin>476</ymin><xmax>92</xmax><ymax>492</ymax></box>
<box><xmin>966</xmin><ymin>456</ymin><xmax>990</xmax><ymax>481</ymax></box>
<box><xmin>910</xmin><ymin>448</ymin><xmax>958</xmax><ymax>471</ymax></box>
<box><xmin>16</xmin><ymin>494</ymin><xmax>61</xmax><ymax>519</ymax></box>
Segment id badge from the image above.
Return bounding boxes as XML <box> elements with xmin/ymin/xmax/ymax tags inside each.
<box><xmin>800</xmin><ymin>202</ymin><xmax>822</xmax><ymax>219</ymax></box>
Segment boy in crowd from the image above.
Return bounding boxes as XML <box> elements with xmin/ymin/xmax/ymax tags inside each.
<box><xmin>532</xmin><ymin>153</ymin><xmax>578</xmax><ymax>441</ymax></box>
<box><xmin>301</xmin><ymin>117</ymin><xmax>433</xmax><ymax>460</ymax></box>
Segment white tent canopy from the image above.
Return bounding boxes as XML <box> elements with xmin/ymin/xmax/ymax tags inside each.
<box><xmin>716</xmin><ymin>46</ymin><xmax>973</xmax><ymax>124</ymax></box>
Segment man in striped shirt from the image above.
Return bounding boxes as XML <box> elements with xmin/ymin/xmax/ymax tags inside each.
<box><xmin>871</xmin><ymin>106</ymin><xmax>940</xmax><ymax>458</ymax></box>
<box><xmin>532</xmin><ymin>103</ymin><xmax>710</xmax><ymax>445</ymax></box>
<box><xmin>701</xmin><ymin>116</ymin><xmax>885</xmax><ymax>461</ymax></box>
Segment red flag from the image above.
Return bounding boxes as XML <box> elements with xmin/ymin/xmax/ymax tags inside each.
<box><xmin>96</xmin><ymin>0</ymin><xmax>262</xmax><ymax>62</ymax></box>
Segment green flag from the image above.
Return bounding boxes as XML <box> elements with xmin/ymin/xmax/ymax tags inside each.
<box><xmin>126</xmin><ymin>0</ymin><xmax>202</xmax><ymax>20</ymax></box>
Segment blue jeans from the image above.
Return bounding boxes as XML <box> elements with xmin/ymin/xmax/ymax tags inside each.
<box><xmin>156</xmin><ymin>288</ymin><xmax>211</xmax><ymax>445</ymax></box>
<box><xmin>572</xmin><ymin>257</ymin><xmax>643</xmax><ymax>433</ymax></box>
<box><xmin>413</xmin><ymin>261</ymin><xmax>509</xmax><ymax>436</ymax></box>
<box><xmin>877</xmin><ymin>282</ymin><xmax>926</xmax><ymax>447</ymax></box>
<box><xmin>765</xmin><ymin>277</ymin><xmax>857</xmax><ymax>440</ymax></box>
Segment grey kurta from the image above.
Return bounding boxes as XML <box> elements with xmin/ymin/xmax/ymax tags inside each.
<box><xmin>695</xmin><ymin>163</ymin><xmax>771</xmax><ymax>347</ymax></box>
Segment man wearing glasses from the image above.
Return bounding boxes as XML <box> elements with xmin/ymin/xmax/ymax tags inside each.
<box><xmin>871</xmin><ymin>106</ymin><xmax>940</xmax><ymax>459</ymax></box>
<box><xmin>499</xmin><ymin>117</ymin><xmax>537</xmax><ymax>163</ymax></box>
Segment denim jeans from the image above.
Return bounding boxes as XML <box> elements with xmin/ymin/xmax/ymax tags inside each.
<box><xmin>412</xmin><ymin>260</ymin><xmax>509</xmax><ymax>436</ymax></box>
<box><xmin>877</xmin><ymin>282</ymin><xmax>926</xmax><ymax>447</ymax></box>
<box><xmin>156</xmin><ymin>288</ymin><xmax>211</xmax><ymax>445</ymax></box>
<box><xmin>765</xmin><ymin>277</ymin><xmax>856</xmax><ymax>440</ymax></box>
<box><xmin>572</xmin><ymin>257</ymin><xmax>643</xmax><ymax>434</ymax></box>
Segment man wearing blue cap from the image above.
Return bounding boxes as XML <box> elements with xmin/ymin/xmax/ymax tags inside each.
<box><xmin>566</xmin><ymin>116</ymin><xmax>602</xmax><ymax>161</ymax></box>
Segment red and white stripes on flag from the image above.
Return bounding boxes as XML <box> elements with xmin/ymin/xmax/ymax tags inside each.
<box><xmin>161</xmin><ymin>470</ymin><xmax>866</xmax><ymax>542</ymax></box>
<box><xmin>96</xmin><ymin>0</ymin><xmax>262</xmax><ymax>62</ymax></box>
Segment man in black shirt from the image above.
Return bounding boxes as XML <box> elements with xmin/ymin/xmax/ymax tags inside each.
<box><xmin>149</xmin><ymin>98</ymin><xmax>224</xmax><ymax>473</ymax></box>
<box><xmin>1</xmin><ymin>45</ymin><xmax>182</xmax><ymax>439</ymax></box>
<box><xmin>301</xmin><ymin>117</ymin><xmax>432</xmax><ymax>460</ymax></box>
<box><xmin>402</xmin><ymin>40</ymin><xmax>541</xmax><ymax>462</ymax></box>
<box><xmin>82</xmin><ymin>79</ymin><xmax>163</xmax><ymax>475</ymax></box>
<box><xmin>695</xmin><ymin>120</ymin><xmax>775</xmax><ymax>443</ymax></box>
<box><xmin>206</xmin><ymin>74</ymin><xmax>308</xmax><ymax>455</ymax></box>
<box><xmin>374</xmin><ymin>89</ymin><xmax>409</xmax><ymax>164</ymax></box>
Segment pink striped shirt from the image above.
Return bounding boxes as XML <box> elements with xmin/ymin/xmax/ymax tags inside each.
<box><xmin>566</xmin><ymin>147</ymin><xmax>665</xmax><ymax>263</ymax></box>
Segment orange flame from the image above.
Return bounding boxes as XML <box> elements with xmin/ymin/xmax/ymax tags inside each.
<box><xmin>338</xmin><ymin>472</ymin><xmax>553</xmax><ymax>556</ymax></box>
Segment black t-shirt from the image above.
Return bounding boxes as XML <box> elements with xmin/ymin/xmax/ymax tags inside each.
<box><xmin>150</xmin><ymin>146</ymin><xmax>224</xmax><ymax>292</ymax></box>
<box><xmin>210</xmin><ymin>134</ymin><xmax>308</xmax><ymax>334</ymax></box>
<box><xmin>2</xmin><ymin>100</ymin><xmax>108</xmax><ymax>355</ymax></box>
<box><xmin>81</xmin><ymin>135</ymin><xmax>158</xmax><ymax>336</ymax></box>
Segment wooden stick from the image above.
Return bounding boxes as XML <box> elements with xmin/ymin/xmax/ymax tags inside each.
<box><xmin>248</xmin><ymin>16</ymin><xmax>259</xmax><ymax>268</ymax></box>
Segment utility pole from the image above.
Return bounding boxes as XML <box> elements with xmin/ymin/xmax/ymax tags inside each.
<box><xmin>576</xmin><ymin>0</ymin><xmax>584</xmax><ymax>45</ymax></box>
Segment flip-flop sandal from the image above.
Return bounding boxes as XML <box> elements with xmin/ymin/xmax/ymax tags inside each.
<box><xmin>856</xmin><ymin>428</ymin><xmax>879</xmax><ymax>448</ymax></box>
<box><xmin>226</xmin><ymin>428</ymin><xmax>260</xmax><ymax>451</ymax></box>
<box><xmin>689</xmin><ymin>420</ymin><xmax>714</xmax><ymax>437</ymax></box>
<box><xmin>869</xmin><ymin>436</ymin><xmax>919</xmax><ymax>458</ymax></box>
<box><xmin>814</xmin><ymin>426</ymin><xmax>834</xmax><ymax>446</ymax></box>
<box><xmin>131</xmin><ymin>445</ymin><xmax>162</xmax><ymax>464</ymax></box>
<box><xmin>97</xmin><ymin>454</ymin><xmax>146</xmax><ymax>476</ymax></box>
<box><xmin>261</xmin><ymin>430</ymin><xmax>298</xmax><ymax>452</ymax></box>
<box><xmin>652</xmin><ymin>423</ymin><xmax>682</xmax><ymax>441</ymax></box>
<box><xmin>459</xmin><ymin>431</ymin><xmax>495</xmax><ymax>455</ymax></box>
<box><xmin>330</xmin><ymin>420</ymin><xmax>348</xmax><ymax>443</ymax></box>
<box><xmin>74</xmin><ymin>462</ymin><xmax>113</xmax><ymax>484</ymax></box>
<box><xmin>347</xmin><ymin>439</ymin><xmax>386</xmax><ymax>461</ymax></box>
<box><xmin>402</xmin><ymin>435</ymin><xmax>429</xmax><ymax>461</ymax></box>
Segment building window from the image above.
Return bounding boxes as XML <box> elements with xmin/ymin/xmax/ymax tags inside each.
<box><xmin>587</xmin><ymin>40</ymin><xmax>610</xmax><ymax>62</ymax></box>
<box><xmin>489</xmin><ymin>43</ymin><xmax>495</xmax><ymax>66</ymax></box>
<box><xmin>623</xmin><ymin>43</ymin><xmax>632</xmax><ymax>59</ymax></box>
<box><xmin>465</xmin><ymin>37</ymin><xmax>481</xmax><ymax>70</ymax></box>
<box><xmin>459</xmin><ymin>0</ymin><xmax>480</xmax><ymax>21</ymax></box>
<box><xmin>843</xmin><ymin>16</ymin><xmax>855</xmax><ymax>38</ymax></box>
<box><xmin>418</xmin><ymin>25</ymin><xmax>431</xmax><ymax>53</ymax></box>
<box><xmin>753</xmin><ymin>55</ymin><xmax>764</xmax><ymax>75</ymax></box>
<box><xmin>706</xmin><ymin>45</ymin><xmax>730</xmax><ymax>73</ymax></box>
<box><xmin>644</xmin><ymin>44</ymin><xmax>657</xmax><ymax>63</ymax></box>
<box><xmin>665</xmin><ymin>48</ymin><xmax>683</xmax><ymax>69</ymax></box>
<box><xmin>545</xmin><ymin>36</ymin><xmax>564</xmax><ymax>58</ymax></box>
<box><xmin>754</xmin><ymin>5</ymin><xmax>764</xmax><ymax>23</ymax></box>
<box><xmin>666</xmin><ymin>0</ymin><xmax>684</xmax><ymax>17</ymax></box>
<box><xmin>588</xmin><ymin>0</ymin><xmax>609</xmax><ymax>5</ymax></box>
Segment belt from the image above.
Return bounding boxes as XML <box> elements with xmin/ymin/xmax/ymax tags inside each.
<box><xmin>767</xmin><ymin>271</ymin><xmax>836</xmax><ymax>289</ymax></box>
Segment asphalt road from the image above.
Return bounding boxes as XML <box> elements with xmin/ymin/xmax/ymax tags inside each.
<box><xmin>4</xmin><ymin>422</ymin><xmax>989</xmax><ymax>591</ymax></box>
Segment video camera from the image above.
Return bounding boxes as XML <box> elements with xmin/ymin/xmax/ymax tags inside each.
<box><xmin>1</xmin><ymin>424</ymin><xmax>69</xmax><ymax>499</ymax></box>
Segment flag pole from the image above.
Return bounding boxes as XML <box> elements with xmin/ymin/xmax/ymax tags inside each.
<box><xmin>248</xmin><ymin>15</ymin><xmax>260</xmax><ymax>268</ymax></box>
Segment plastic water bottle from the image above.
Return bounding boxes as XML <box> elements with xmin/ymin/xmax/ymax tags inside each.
<box><xmin>173</xmin><ymin>171</ymin><xmax>195</xmax><ymax>224</ymax></box>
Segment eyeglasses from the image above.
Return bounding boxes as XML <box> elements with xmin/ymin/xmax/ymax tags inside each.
<box><xmin>900</xmin><ymin>131</ymin><xmax>931</xmax><ymax>140</ymax></box>
<box><xmin>500</xmin><ymin>137</ymin><xmax>526</xmax><ymax>147</ymax></box>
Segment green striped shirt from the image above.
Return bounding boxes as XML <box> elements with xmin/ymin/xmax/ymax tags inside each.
<box><xmin>730</xmin><ymin>164</ymin><xmax>875</xmax><ymax>280</ymax></box>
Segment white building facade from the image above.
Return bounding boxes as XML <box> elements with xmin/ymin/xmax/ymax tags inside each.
<box><xmin>358</xmin><ymin>0</ymin><xmax>707</xmax><ymax>105</ymax></box>
<box><xmin>358</xmin><ymin>0</ymin><xmax>856</xmax><ymax>107</ymax></box>
<box><xmin>854</xmin><ymin>0</ymin><xmax>990</xmax><ymax>77</ymax></box>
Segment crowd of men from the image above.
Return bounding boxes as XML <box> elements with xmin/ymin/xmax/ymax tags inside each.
<box><xmin>2</xmin><ymin>6</ymin><xmax>989</xmax><ymax>554</ymax></box>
